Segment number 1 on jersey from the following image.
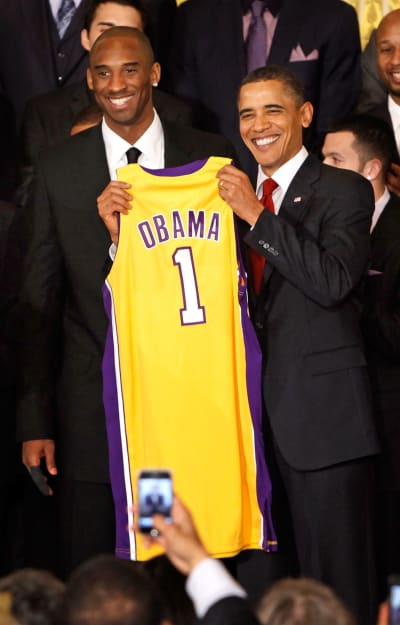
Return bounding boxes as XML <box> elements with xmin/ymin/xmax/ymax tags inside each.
<box><xmin>173</xmin><ymin>247</ymin><xmax>206</xmax><ymax>325</ymax></box>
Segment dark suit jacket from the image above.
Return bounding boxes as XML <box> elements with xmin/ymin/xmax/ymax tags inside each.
<box><xmin>0</xmin><ymin>0</ymin><xmax>90</xmax><ymax>129</ymax></box>
<box><xmin>201</xmin><ymin>597</ymin><xmax>260</xmax><ymax>625</ymax></box>
<box><xmin>16</xmin><ymin>123</ymin><xmax>234</xmax><ymax>482</ymax></box>
<box><xmin>245</xmin><ymin>156</ymin><xmax>379</xmax><ymax>470</ymax></box>
<box><xmin>362</xmin><ymin>193</ymin><xmax>400</xmax><ymax>489</ymax></box>
<box><xmin>168</xmin><ymin>0</ymin><xmax>361</xmax><ymax>174</ymax></box>
<box><xmin>19</xmin><ymin>80</ymin><xmax>194</xmax><ymax>192</ymax></box>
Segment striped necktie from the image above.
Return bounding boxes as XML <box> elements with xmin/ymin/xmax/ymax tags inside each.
<box><xmin>56</xmin><ymin>0</ymin><xmax>76</xmax><ymax>39</ymax></box>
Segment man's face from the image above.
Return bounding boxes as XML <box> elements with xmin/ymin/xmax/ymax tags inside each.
<box><xmin>239</xmin><ymin>79</ymin><xmax>313</xmax><ymax>176</ymax></box>
<box><xmin>322</xmin><ymin>131</ymin><xmax>363</xmax><ymax>173</ymax></box>
<box><xmin>377</xmin><ymin>12</ymin><xmax>400</xmax><ymax>104</ymax></box>
<box><xmin>87</xmin><ymin>34</ymin><xmax>160</xmax><ymax>137</ymax></box>
<box><xmin>81</xmin><ymin>2</ymin><xmax>143</xmax><ymax>50</ymax></box>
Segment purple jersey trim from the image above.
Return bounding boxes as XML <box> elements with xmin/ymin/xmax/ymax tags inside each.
<box><xmin>235</xmin><ymin>221</ymin><xmax>278</xmax><ymax>551</ymax></box>
<box><xmin>141</xmin><ymin>159</ymin><xmax>208</xmax><ymax>177</ymax></box>
<box><xmin>102</xmin><ymin>283</ymin><xmax>133</xmax><ymax>560</ymax></box>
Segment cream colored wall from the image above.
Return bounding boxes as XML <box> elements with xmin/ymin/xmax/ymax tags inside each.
<box><xmin>344</xmin><ymin>0</ymin><xmax>400</xmax><ymax>47</ymax></box>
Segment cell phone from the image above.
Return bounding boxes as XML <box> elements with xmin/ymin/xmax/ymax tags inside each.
<box><xmin>389</xmin><ymin>575</ymin><xmax>400</xmax><ymax>625</ymax></box>
<box><xmin>29</xmin><ymin>466</ymin><xmax>52</xmax><ymax>496</ymax></box>
<box><xmin>137</xmin><ymin>469</ymin><xmax>173</xmax><ymax>535</ymax></box>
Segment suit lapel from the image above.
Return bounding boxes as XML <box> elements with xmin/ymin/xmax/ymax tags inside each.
<box><xmin>162</xmin><ymin>122</ymin><xmax>204</xmax><ymax>167</ymax></box>
<box><xmin>260</xmin><ymin>155</ymin><xmax>319</xmax><ymax>290</ymax></box>
<box><xmin>267</xmin><ymin>0</ymin><xmax>305</xmax><ymax>64</ymax></box>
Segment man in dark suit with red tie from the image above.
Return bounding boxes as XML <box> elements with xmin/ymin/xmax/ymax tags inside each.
<box><xmin>217</xmin><ymin>65</ymin><xmax>379</xmax><ymax>625</ymax></box>
<box><xmin>168</xmin><ymin>0</ymin><xmax>361</xmax><ymax>175</ymax></box>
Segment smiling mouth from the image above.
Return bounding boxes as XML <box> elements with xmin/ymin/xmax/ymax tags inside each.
<box><xmin>253</xmin><ymin>135</ymin><xmax>280</xmax><ymax>147</ymax></box>
<box><xmin>108</xmin><ymin>95</ymin><xmax>134</xmax><ymax>107</ymax></box>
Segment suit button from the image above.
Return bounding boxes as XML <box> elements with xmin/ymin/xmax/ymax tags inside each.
<box><xmin>255</xmin><ymin>321</ymin><xmax>264</xmax><ymax>329</ymax></box>
<box><xmin>58</xmin><ymin>52</ymin><xmax>65</xmax><ymax>58</ymax></box>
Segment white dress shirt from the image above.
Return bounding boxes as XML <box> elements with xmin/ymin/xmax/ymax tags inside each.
<box><xmin>48</xmin><ymin>0</ymin><xmax>82</xmax><ymax>21</ymax></box>
<box><xmin>388</xmin><ymin>95</ymin><xmax>400</xmax><ymax>154</ymax></box>
<box><xmin>371</xmin><ymin>186</ymin><xmax>390</xmax><ymax>233</ymax></box>
<box><xmin>102</xmin><ymin>109</ymin><xmax>165</xmax><ymax>180</ymax></box>
<box><xmin>186</xmin><ymin>558</ymin><xmax>246</xmax><ymax>618</ymax></box>
<box><xmin>255</xmin><ymin>146</ymin><xmax>308</xmax><ymax>212</ymax></box>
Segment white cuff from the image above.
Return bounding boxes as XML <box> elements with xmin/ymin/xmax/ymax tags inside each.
<box><xmin>186</xmin><ymin>558</ymin><xmax>246</xmax><ymax>618</ymax></box>
<box><xmin>109</xmin><ymin>243</ymin><xmax>117</xmax><ymax>261</ymax></box>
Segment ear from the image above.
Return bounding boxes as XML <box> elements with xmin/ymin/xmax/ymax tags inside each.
<box><xmin>150</xmin><ymin>62</ymin><xmax>161</xmax><ymax>87</ymax></box>
<box><xmin>81</xmin><ymin>28</ymin><xmax>90</xmax><ymax>51</ymax></box>
<box><xmin>362</xmin><ymin>158</ymin><xmax>382</xmax><ymax>182</ymax></box>
<box><xmin>300</xmin><ymin>101</ymin><xmax>313</xmax><ymax>129</ymax></box>
<box><xmin>86</xmin><ymin>67</ymin><xmax>94</xmax><ymax>91</ymax></box>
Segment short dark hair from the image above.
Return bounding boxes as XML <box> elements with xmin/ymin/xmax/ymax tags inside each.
<box><xmin>90</xmin><ymin>26</ymin><xmax>155</xmax><ymax>65</ymax></box>
<box><xmin>62</xmin><ymin>555</ymin><xmax>162</xmax><ymax>625</ymax></box>
<box><xmin>0</xmin><ymin>569</ymin><xmax>65</xmax><ymax>625</ymax></box>
<box><xmin>241</xmin><ymin>65</ymin><xmax>306</xmax><ymax>107</ymax></box>
<box><xmin>257</xmin><ymin>578</ymin><xmax>354</xmax><ymax>625</ymax></box>
<box><xmin>84</xmin><ymin>0</ymin><xmax>148</xmax><ymax>32</ymax></box>
<box><xmin>327</xmin><ymin>114</ymin><xmax>397</xmax><ymax>176</ymax></box>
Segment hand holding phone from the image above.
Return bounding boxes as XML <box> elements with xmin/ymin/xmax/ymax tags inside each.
<box><xmin>137</xmin><ymin>469</ymin><xmax>173</xmax><ymax>536</ymax></box>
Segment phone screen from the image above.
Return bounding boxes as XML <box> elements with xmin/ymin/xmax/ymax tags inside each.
<box><xmin>138</xmin><ymin>470</ymin><xmax>173</xmax><ymax>533</ymax></box>
<box><xmin>390</xmin><ymin>581</ymin><xmax>400</xmax><ymax>625</ymax></box>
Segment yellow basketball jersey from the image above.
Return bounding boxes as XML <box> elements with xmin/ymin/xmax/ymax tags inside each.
<box><xmin>102</xmin><ymin>156</ymin><xmax>277</xmax><ymax>561</ymax></box>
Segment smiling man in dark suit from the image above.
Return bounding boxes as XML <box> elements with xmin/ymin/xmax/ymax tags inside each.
<box><xmin>168</xmin><ymin>0</ymin><xmax>361</xmax><ymax>177</ymax></box>
<box><xmin>216</xmin><ymin>66</ymin><xmax>379</xmax><ymax>625</ymax></box>
<box><xmin>19</xmin><ymin>0</ymin><xmax>192</xmax><ymax>199</ymax></box>
<box><xmin>16</xmin><ymin>26</ymin><xmax>234</xmax><ymax>579</ymax></box>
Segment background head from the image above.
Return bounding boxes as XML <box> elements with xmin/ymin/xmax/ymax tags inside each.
<box><xmin>376</xmin><ymin>9</ymin><xmax>400</xmax><ymax>103</ymax></box>
<box><xmin>0</xmin><ymin>568</ymin><xmax>65</xmax><ymax>625</ymax></box>
<box><xmin>62</xmin><ymin>554</ymin><xmax>162</xmax><ymax>625</ymax></box>
<box><xmin>238</xmin><ymin>65</ymin><xmax>313</xmax><ymax>176</ymax></box>
<box><xmin>322</xmin><ymin>114</ymin><xmax>396</xmax><ymax>197</ymax></box>
<box><xmin>81</xmin><ymin>0</ymin><xmax>147</xmax><ymax>50</ymax></box>
<box><xmin>256</xmin><ymin>578</ymin><xmax>354</xmax><ymax>625</ymax></box>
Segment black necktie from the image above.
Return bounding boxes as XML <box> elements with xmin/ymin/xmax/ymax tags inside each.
<box><xmin>126</xmin><ymin>147</ymin><xmax>141</xmax><ymax>164</ymax></box>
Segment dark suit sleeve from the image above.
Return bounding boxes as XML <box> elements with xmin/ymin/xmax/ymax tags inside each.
<box><xmin>246</xmin><ymin>170</ymin><xmax>373</xmax><ymax>308</ymax></box>
<box><xmin>200</xmin><ymin>597</ymin><xmax>260</xmax><ymax>625</ymax></box>
<box><xmin>362</xmin><ymin>244</ymin><xmax>400</xmax><ymax>359</ymax></box>
<box><xmin>313</xmin><ymin>3</ymin><xmax>361</xmax><ymax>137</ymax></box>
<box><xmin>16</xmin><ymin>156</ymin><xmax>64</xmax><ymax>441</ymax></box>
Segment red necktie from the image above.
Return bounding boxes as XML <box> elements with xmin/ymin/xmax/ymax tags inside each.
<box><xmin>250</xmin><ymin>178</ymin><xmax>278</xmax><ymax>295</ymax></box>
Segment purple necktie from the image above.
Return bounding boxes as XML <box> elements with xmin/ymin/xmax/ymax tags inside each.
<box><xmin>246</xmin><ymin>0</ymin><xmax>266</xmax><ymax>72</ymax></box>
<box><xmin>56</xmin><ymin>0</ymin><xmax>76</xmax><ymax>39</ymax></box>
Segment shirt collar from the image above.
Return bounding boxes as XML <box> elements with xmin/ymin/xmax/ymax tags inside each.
<box><xmin>101</xmin><ymin>109</ymin><xmax>165</xmax><ymax>180</ymax></box>
<box><xmin>256</xmin><ymin>146</ymin><xmax>308</xmax><ymax>212</ymax></box>
<box><xmin>388</xmin><ymin>95</ymin><xmax>400</xmax><ymax>132</ymax></box>
<box><xmin>371</xmin><ymin>185</ymin><xmax>390</xmax><ymax>232</ymax></box>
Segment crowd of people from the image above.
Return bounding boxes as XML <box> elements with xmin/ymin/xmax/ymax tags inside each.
<box><xmin>0</xmin><ymin>1</ymin><xmax>399</xmax><ymax>625</ymax></box>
